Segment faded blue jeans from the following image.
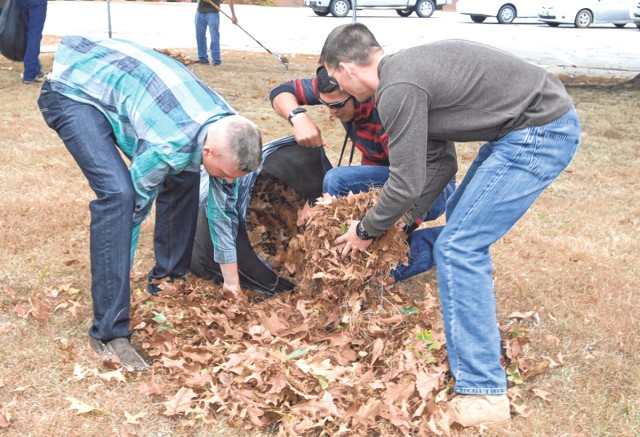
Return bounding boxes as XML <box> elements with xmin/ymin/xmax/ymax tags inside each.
<box><xmin>323</xmin><ymin>164</ymin><xmax>456</xmax><ymax>282</ymax></box>
<box><xmin>434</xmin><ymin>107</ymin><xmax>581</xmax><ymax>395</ymax></box>
<box><xmin>38</xmin><ymin>82</ymin><xmax>199</xmax><ymax>342</ymax></box>
<box><xmin>195</xmin><ymin>11</ymin><xmax>221</xmax><ymax>64</ymax></box>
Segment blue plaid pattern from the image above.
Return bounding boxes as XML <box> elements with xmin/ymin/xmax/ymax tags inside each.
<box><xmin>50</xmin><ymin>36</ymin><xmax>240</xmax><ymax>263</ymax></box>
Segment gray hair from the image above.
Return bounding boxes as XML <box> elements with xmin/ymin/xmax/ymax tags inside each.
<box><xmin>320</xmin><ymin>23</ymin><xmax>383</xmax><ymax>68</ymax></box>
<box><xmin>222</xmin><ymin>115</ymin><xmax>263</xmax><ymax>173</ymax></box>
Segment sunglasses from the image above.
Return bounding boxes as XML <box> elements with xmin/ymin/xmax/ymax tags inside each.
<box><xmin>326</xmin><ymin>65</ymin><xmax>341</xmax><ymax>87</ymax></box>
<box><xmin>319</xmin><ymin>94</ymin><xmax>353</xmax><ymax>109</ymax></box>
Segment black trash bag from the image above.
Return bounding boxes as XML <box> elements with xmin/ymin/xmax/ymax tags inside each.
<box><xmin>0</xmin><ymin>0</ymin><xmax>27</xmax><ymax>62</ymax></box>
<box><xmin>190</xmin><ymin>136</ymin><xmax>331</xmax><ymax>296</ymax></box>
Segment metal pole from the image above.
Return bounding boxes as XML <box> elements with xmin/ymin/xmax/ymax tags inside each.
<box><xmin>107</xmin><ymin>0</ymin><xmax>113</xmax><ymax>38</ymax></box>
<box><xmin>352</xmin><ymin>0</ymin><xmax>357</xmax><ymax>21</ymax></box>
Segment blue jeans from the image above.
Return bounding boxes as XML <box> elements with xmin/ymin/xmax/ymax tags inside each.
<box><xmin>37</xmin><ymin>82</ymin><xmax>200</xmax><ymax>342</ymax></box>
<box><xmin>323</xmin><ymin>164</ymin><xmax>456</xmax><ymax>282</ymax></box>
<box><xmin>195</xmin><ymin>11</ymin><xmax>221</xmax><ymax>64</ymax></box>
<box><xmin>434</xmin><ymin>107</ymin><xmax>581</xmax><ymax>395</ymax></box>
<box><xmin>16</xmin><ymin>0</ymin><xmax>47</xmax><ymax>81</ymax></box>
<box><xmin>323</xmin><ymin>165</ymin><xmax>390</xmax><ymax>197</ymax></box>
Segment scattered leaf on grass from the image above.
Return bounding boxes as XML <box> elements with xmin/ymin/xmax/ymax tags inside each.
<box><xmin>66</xmin><ymin>397</ymin><xmax>95</xmax><ymax>415</ymax></box>
<box><xmin>124</xmin><ymin>410</ymin><xmax>147</xmax><ymax>424</ymax></box>
<box><xmin>0</xmin><ymin>323</ymin><xmax>13</xmax><ymax>335</ymax></box>
<box><xmin>12</xmin><ymin>303</ymin><xmax>30</xmax><ymax>317</ymax></box>
<box><xmin>138</xmin><ymin>381</ymin><xmax>166</xmax><ymax>397</ymax></box>
<box><xmin>163</xmin><ymin>387</ymin><xmax>197</xmax><ymax>416</ymax></box>
<box><xmin>0</xmin><ymin>406</ymin><xmax>11</xmax><ymax>428</ymax></box>
<box><xmin>532</xmin><ymin>388</ymin><xmax>551</xmax><ymax>402</ymax></box>
<box><xmin>98</xmin><ymin>370</ymin><xmax>127</xmax><ymax>383</ymax></box>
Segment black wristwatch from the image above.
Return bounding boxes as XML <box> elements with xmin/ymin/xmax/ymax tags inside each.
<box><xmin>356</xmin><ymin>221</ymin><xmax>375</xmax><ymax>240</ymax></box>
<box><xmin>288</xmin><ymin>107</ymin><xmax>307</xmax><ymax>125</ymax></box>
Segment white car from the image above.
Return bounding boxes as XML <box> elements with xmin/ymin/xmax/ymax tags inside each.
<box><xmin>538</xmin><ymin>0</ymin><xmax>637</xmax><ymax>27</ymax></box>
<box><xmin>304</xmin><ymin>0</ymin><xmax>452</xmax><ymax>18</ymax></box>
<box><xmin>632</xmin><ymin>0</ymin><xmax>640</xmax><ymax>29</ymax></box>
<box><xmin>456</xmin><ymin>0</ymin><xmax>546</xmax><ymax>23</ymax></box>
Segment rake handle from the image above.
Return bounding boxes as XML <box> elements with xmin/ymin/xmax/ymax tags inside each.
<box><xmin>203</xmin><ymin>0</ymin><xmax>274</xmax><ymax>55</ymax></box>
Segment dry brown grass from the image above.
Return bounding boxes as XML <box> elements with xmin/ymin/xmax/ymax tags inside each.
<box><xmin>0</xmin><ymin>48</ymin><xmax>639</xmax><ymax>436</ymax></box>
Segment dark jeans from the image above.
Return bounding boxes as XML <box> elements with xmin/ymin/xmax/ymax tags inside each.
<box><xmin>148</xmin><ymin>171</ymin><xmax>200</xmax><ymax>290</ymax></box>
<box><xmin>16</xmin><ymin>0</ymin><xmax>47</xmax><ymax>81</ymax></box>
<box><xmin>37</xmin><ymin>82</ymin><xmax>199</xmax><ymax>341</ymax></box>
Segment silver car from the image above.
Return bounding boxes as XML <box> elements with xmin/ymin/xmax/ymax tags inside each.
<box><xmin>304</xmin><ymin>0</ymin><xmax>452</xmax><ymax>18</ymax></box>
<box><xmin>456</xmin><ymin>0</ymin><xmax>547</xmax><ymax>23</ymax></box>
<box><xmin>538</xmin><ymin>0</ymin><xmax>637</xmax><ymax>27</ymax></box>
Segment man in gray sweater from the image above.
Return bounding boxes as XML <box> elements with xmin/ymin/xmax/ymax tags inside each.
<box><xmin>322</xmin><ymin>23</ymin><xmax>581</xmax><ymax>428</ymax></box>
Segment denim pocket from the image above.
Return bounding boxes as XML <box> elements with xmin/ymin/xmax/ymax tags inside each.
<box><xmin>527</xmin><ymin>110</ymin><xmax>581</xmax><ymax>182</ymax></box>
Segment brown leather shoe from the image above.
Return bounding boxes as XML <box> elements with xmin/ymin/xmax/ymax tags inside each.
<box><xmin>89</xmin><ymin>336</ymin><xmax>148</xmax><ymax>371</ymax></box>
<box><xmin>89</xmin><ymin>336</ymin><xmax>109</xmax><ymax>354</ymax></box>
<box><xmin>447</xmin><ymin>394</ymin><xmax>510</xmax><ymax>428</ymax></box>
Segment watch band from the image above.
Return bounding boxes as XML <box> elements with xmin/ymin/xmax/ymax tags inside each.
<box><xmin>288</xmin><ymin>107</ymin><xmax>307</xmax><ymax>125</ymax></box>
<box><xmin>356</xmin><ymin>221</ymin><xmax>375</xmax><ymax>240</ymax></box>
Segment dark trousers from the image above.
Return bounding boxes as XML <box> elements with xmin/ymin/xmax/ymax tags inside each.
<box><xmin>17</xmin><ymin>0</ymin><xmax>47</xmax><ymax>81</ymax></box>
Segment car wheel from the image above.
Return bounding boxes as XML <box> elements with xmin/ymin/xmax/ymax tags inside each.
<box><xmin>470</xmin><ymin>15</ymin><xmax>487</xmax><ymax>23</ymax></box>
<box><xmin>313</xmin><ymin>9</ymin><xmax>330</xmax><ymax>16</ymax></box>
<box><xmin>574</xmin><ymin>9</ymin><xmax>593</xmax><ymax>28</ymax></box>
<box><xmin>396</xmin><ymin>8</ymin><xmax>413</xmax><ymax>16</ymax></box>
<box><xmin>329</xmin><ymin>0</ymin><xmax>350</xmax><ymax>17</ymax></box>
<box><xmin>546</xmin><ymin>22</ymin><xmax>560</xmax><ymax>27</ymax></box>
<box><xmin>497</xmin><ymin>4</ymin><xmax>516</xmax><ymax>24</ymax></box>
<box><xmin>613</xmin><ymin>23</ymin><xmax>626</xmax><ymax>28</ymax></box>
<box><xmin>415</xmin><ymin>0</ymin><xmax>435</xmax><ymax>17</ymax></box>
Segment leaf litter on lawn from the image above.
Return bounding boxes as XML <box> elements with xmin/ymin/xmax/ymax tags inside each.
<box><xmin>125</xmin><ymin>189</ymin><xmax>554</xmax><ymax>436</ymax></box>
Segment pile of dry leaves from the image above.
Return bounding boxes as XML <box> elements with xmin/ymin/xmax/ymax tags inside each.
<box><xmin>154</xmin><ymin>49</ymin><xmax>195</xmax><ymax>66</ymax></box>
<box><xmin>128</xmin><ymin>189</ymin><xmax>555</xmax><ymax>435</ymax></box>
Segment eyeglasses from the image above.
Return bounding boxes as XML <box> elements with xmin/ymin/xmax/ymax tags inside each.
<box><xmin>319</xmin><ymin>94</ymin><xmax>353</xmax><ymax>109</ymax></box>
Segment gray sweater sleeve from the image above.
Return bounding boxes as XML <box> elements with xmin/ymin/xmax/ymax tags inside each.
<box><xmin>361</xmin><ymin>82</ymin><xmax>457</xmax><ymax>236</ymax></box>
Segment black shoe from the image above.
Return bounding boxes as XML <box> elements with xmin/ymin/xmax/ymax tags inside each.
<box><xmin>196</xmin><ymin>59</ymin><xmax>208</xmax><ymax>64</ymax></box>
<box><xmin>89</xmin><ymin>336</ymin><xmax>148</xmax><ymax>371</ymax></box>
<box><xmin>148</xmin><ymin>273</ymin><xmax>186</xmax><ymax>295</ymax></box>
<box><xmin>22</xmin><ymin>72</ymin><xmax>45</xmax><ymax>84</ymax></box>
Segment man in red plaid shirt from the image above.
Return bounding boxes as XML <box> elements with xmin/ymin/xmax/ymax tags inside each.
<box><xmin>270</xmin><ymin>66</ymin><xmax>456</xmax><ymax>281</ymax></box>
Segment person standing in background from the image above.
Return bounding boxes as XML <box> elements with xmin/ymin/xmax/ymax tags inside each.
<box><xmin>16</xmin><ymin>0</ymin><xmax>46</xmax><ymax>83</ymax></box>
<box><xmin>195</xmin><ymin>0</ymin><xmax>236</xmax><ymax>66</ymax></box>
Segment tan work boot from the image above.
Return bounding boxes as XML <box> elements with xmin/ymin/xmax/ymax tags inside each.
<box><xmin>447</xmin><ymin>394</ymin><xmax>511</xmax><ymax>428</ymax></box>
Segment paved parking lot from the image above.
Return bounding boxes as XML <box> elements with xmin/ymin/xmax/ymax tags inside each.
<box><xmin>43</xmin><ymin>2</ymin><xmax>640</xmax><ymax>79</ymax></box>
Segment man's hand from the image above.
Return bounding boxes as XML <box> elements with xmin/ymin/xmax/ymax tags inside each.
<box><xmin>222</xmin><ymin>281</ymin><xmax>241</xmax><ymax>298</ymax></box>
<box><xmin>220</xmin><ymin>262</ymin><xmax>241</xmax><ymax>298</ymax></box>
<box><xmin>333</xmin><ymin>220</ymin><xmax>374</xmax><ymax>258</ymax></box>
<box><xmin>292</xmin><ymin>115</ymin><xmax>325</xmax><ymax>148</ymax></box>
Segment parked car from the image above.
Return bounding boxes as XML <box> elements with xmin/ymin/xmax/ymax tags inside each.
<box><xmin>456</xmin><ymin>0</ymin><xmax>546</xmax><ymax>23</ymax></box>
<box><xmin>632</xmin><ymin>0</ymin><xmax>640</xmax><ymax>28</ymax></box>
<box><xmin>304</xmin><ymin>0</ymin><xmax>452</xmax><ymax>18</ymax></box>
<box><xmin>538</xmin><ymin>0</ymin><xmax>636</xmax><ymax>27</ymax></box>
